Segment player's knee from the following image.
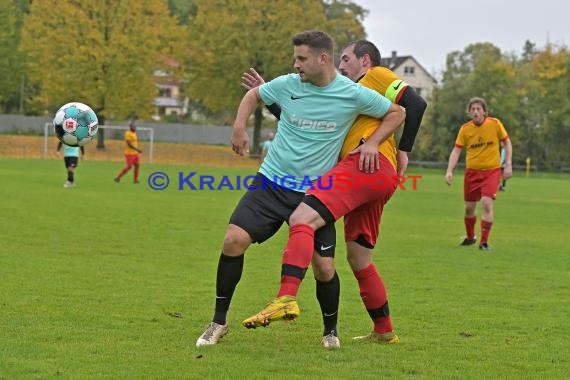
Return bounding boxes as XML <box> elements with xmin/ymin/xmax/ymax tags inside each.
<box><xmin>312</xmin><ymin>256</ymin><xmax>335</xmax><ymax>281</ymax></box>
<box><xmin>223</xmin><ymin>226</ymin><xmax>251</xmax><ymax>254</ymax></box>
<box><xmin>464</xmin><ymin>202</ymin><xmax>476</xmax><ymax>215</ymax></box>
<box><xmin>313</xmin><ymin>264</ymin><xmax>335</xmax><ymax>281</ymax></box>
<box><xmin>289</xmin><ymin>204</ymin><xmax>322</xmax><ymax>229</ymax></box>
<box><xmin>481</xmin><ymin>200</ymin><xmax>493</xmax><ymax>214</ymax></box>
<box><xmin>346</xmin><ymin>252</ymin><xmax>373</xmax><ymax>271</ymax></box>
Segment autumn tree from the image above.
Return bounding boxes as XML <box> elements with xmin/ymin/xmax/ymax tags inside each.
<box><xmin>0</xmin><ymin>0</ymin><xmax>25</xmax><ymax>113</ymax></box>
<box><xmin>323</xmin><ymin>0</ymin><xmax>368</xmax><ymax>54</ymax></box>
<box><xmin>168</xmin><ymin>0</ymin><xmax>197</xmax><ymax>24</ymax></box>
<box><xmin>518</xmin><ymin>44</ymin><xmax>570</xmax><ymax>169</ymax></box>
<box><xmin>20</xmin><ymin>0</ymin><xmax>186</xmax><ymax>147</ymax></box>
<box><xmin>423</xmin><ymin>43</ymin><xmax>517</xmax><ymax>161</ymax></box>
<box><xmin>185</xmin><ymin>0</ymin><xmax>366</xmax><ymax>155</ymax></box>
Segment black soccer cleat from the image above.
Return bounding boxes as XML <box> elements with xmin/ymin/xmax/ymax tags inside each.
<box><xmin>479</xmin><ymin>243</ymin><xmax>491</xmax><ymax>251</ymax></box>
<box><xmin>460</xmin><ymin>237</ymin><xmax>477</xmax><ymax>246</ymax></box>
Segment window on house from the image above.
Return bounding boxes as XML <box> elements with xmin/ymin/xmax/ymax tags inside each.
<box><xmin>414</xmin><ymin>87</ymin><xmax>422</xmax><ymax>96</ymax></box>
<box><xmin>404</xmin><ymin>66</ymin><xmax>415</xmax><ymax>75</ymax></box>
<box><xmin>158</xmin><ymin>88</ymin><xmax>172</xmax><ymax>97</ymax></box>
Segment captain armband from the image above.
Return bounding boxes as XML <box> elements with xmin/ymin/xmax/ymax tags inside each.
<box><xmin>385</xmin><ymin>79</ymin><xmax>409</xmax><ymax>102</ymax></box>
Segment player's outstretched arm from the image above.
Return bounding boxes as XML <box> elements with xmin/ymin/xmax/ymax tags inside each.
<box><xmin>396</xmin><ymin>86</ymin><xmax>427</xmax><ymax>152</ymax></box>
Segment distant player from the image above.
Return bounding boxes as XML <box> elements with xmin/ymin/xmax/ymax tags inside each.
<box><xmin>259</xmin><ymin>131</ymin><xmax>274</xmax><ymax>163</ymax></box>
<box><xmin>445</xmin><ymin>97</ymin><xmax>512</xmax><ymax>250</ymax></box>
<box><xmin>114</xmin><ymin>120</ymin><xmax>142</xmax><ymax>184</ymax></box>
<box><xmin>56</xmin><ymin>141</ymin><xmax>84</xmax><ymax>188</ymax></box>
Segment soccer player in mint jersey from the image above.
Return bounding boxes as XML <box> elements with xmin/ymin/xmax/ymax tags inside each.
<box><xmin>56</xmin><ymin>141</ymin><xmax>84</xmax><ymax>188</ymax></box>
<box><xmin>445</xmin><ymin>97</ymin><xmax>512</xmax><ymax>250</ymax></box>
<box><xmin>196</xmin><ymin>30</ymin><xmax>405</xmax><ymax>348</ymax></box>
<box><xmin>242</xmin><ymin>40</ymin><xmax>426</xmax><ymax>346</ymax></box>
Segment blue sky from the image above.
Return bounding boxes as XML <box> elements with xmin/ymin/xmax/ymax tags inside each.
<box><xmin>356</xmin><ymin>0</ymin><xmax>568</xmax><ymax>76</ymax></box>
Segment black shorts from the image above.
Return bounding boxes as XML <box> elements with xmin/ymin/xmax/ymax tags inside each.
<box><xmin>229</xmin><ymin>173</ymin><xmax>336</xmax><ymax>257</ymax></box>
<box><xmin>64</xmin><ymin>157</ymin><xmax>78</xmax><ymax>168</ymax></box>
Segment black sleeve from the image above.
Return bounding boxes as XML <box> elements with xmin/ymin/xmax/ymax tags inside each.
<box><xmin>266</xmin><ymin>103</ymin><xmax>281</xmax><ymax>120</ymax></box>
<box><xmin>396</xmin><ymin>86</ymin><xmax>427</xmax><ymax>152</ymax></box>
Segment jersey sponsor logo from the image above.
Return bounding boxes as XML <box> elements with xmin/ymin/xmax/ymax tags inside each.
<box><xmin>320</xmin><ymin>244</ymin><xmax>334</xmax><ymax>251</ymax></box>
<box><xmin>290</xmin><ymin>114</ymin><xmax>337</xmax><ymax>130</ymax></box>
<box><xmin>290</xmin><ymin>95</ymin><xmax>305</xmax><ymax>100</ymax></box>
<box><xmin>469</xmin><ymin>138</ymin><xmax>495</xmax><ymax>150</ymax></box>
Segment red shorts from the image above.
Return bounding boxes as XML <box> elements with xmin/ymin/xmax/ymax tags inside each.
<box><xmin>307</xmin><ymin>154</ymin><xmax>397</xmax><ymax>247</ymax></box>
<box><xmin>125</xmin><ymin>153</ymin><xmax>140</xmax><ymax>166</ymax></box>
<box><xmin>464</xmin><ymin>168</ymin><xmax>501</xmax><ymax>201</ymax></box>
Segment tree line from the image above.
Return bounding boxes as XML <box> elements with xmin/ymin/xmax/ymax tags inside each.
<box><xmin>0</xmin><ymin>0</ymin><xmax>568</xmax><ymax>169</ymax></box>
<box><xmin>424</xmin><ymin>41</ymin><xmax>570</xmax><ymax>171</ymax></box>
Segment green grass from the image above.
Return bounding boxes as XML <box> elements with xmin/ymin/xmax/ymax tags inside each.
<box><xmin>0</xmin><ymin>158</ymin><xmax>569</xmax><ymax>379</ymax></box>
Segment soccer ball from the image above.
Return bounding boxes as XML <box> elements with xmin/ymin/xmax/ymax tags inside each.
<box><xmin>53</xmin><ymin>102</ymin><xmax>98</xmax><ymax>147</ymax></box>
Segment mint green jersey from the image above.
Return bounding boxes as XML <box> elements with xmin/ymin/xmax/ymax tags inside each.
<box><xmin>63</xmin><ymin>144</ymin><xmax>80</xmax><ymax>157</ymax></box>
<box><xmin>258</xmin><ymin>73</ymin><xmax>391</xmax><ymax>192</ymax></box>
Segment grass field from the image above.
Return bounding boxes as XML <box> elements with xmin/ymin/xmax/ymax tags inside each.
<box><xmin>0</xmin><ymin>158</ymin><xmax>569</xmax><ymax>379</ymax></box>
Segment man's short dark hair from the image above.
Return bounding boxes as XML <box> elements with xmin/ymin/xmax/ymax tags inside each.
<box><xmin>467</xmin><ymin>97</ymin><xmax>488</xmax><ymax>113</ymax></box>
<box><xmin>292</xmin><ymin>30</ymin><xmax>334</xmax><ymax>56</ymax></box>
<box><xmin>343</xmin><ymin>40</ymin><xmax>382</xmax><ymax>66</ymax></box>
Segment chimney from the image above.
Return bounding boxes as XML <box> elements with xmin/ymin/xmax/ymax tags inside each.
<box><xmin>390</xmin><ymin>50</ymin><xmax>397</xmax><ymax>68</ymax></box>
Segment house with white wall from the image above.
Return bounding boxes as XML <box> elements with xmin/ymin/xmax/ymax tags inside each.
<box><xmin>380</xmin><ymin>51</ymin><xmax>437</xmax><ymax>100</ymax></box>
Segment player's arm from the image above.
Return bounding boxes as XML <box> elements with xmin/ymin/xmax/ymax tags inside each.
<box><xmin>56</xmin><ymin>141</ymin><xmax>63</xmax><ymax>157</ymax></box>
<box><xmin>358</xmin><ymin>102</ymin><xmax>405</xmax><ymax>173</ymax></box>
<box><xmin>502</xmin><ymin>137</ymin><xmax>513</xmax><ymax>180</ymax></box>
<box><xmin>445</xmin><ymin>146</ymin><xmax>463</xmax><ymax>185</ymax></box>
<box><xmin>232</xmin><ymin>87</ymin><xmax>261</xmax><ymax>155</ymax></box>
<box><xmin>80</xmin><ymin>146</ymin><xmax>85</xmax><ymax>159</ymax></box>
<box><xmin>126</xmin><ymin>139</ymin><xmax>142</xmax><ymax>153</ymax></box>
<box><xmin>241</xmin><ymin>68</ymin><xmax>281</xmax><ymax>120</ymax></box>
<box><xmin>395</xmin><ymin>86</ymin><xmax>427</xmax><ymax>152</ymax></box>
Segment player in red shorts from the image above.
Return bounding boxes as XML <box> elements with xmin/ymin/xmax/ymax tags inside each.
<box><xmin>445</xmin><ymin>97</ymin><xmax>512</xmax><ymax>250</ymax></box>
<box><xmin>242</xmin><ymin>40</ymin><xmax>427</xmax><ymax>345</ymax></box>
<box><xmin>114</xmin><ymin>120</ymin><xmax>143</xmax><ymax>184</ymax></box>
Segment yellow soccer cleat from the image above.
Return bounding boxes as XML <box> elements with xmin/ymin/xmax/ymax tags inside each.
<box><xmin>242</xmin><ymin>296</ymin><xmax>300</xmax><ymax>329</ymax></box>
<box><xmin>353</xmin><ymin>331</ymin><xmax>400</xmax><ymax>344</ymax></box>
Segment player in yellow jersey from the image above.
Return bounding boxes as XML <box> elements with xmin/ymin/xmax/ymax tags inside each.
<box><xmin>241</xmin><ymin>40</ymin><xmax>427</xmax><ymax>347</ymax></box>
<box><xmin>445</xmin><ymin>97</ymin><xmax>512</xmax><ymax>250</ymax></box>
<box><xmin>114</xmin><ymin>120</ymin><xmax>143</xmax><ymax>184</ymax></box>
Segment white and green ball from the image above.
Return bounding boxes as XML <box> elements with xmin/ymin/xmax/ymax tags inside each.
<box><xmin>53</xmin><ymin>102</ymin><xmax>98</xmax><ymax>147</ymax></box>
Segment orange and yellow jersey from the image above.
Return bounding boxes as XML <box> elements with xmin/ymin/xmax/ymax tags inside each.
<box><xmin>455</xmin><ymin>117</ymin><xmax>509</xmax><ymax>170</ymax></box>
<box><xmin>124</xmin><ymin>130</ymin><xmax>139</xmax><ymax>155</ymax></box>
<box><xmin>339</xmin><ymin>67</ymin><xmax>408</xmax><ymax>170</ymax></box>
